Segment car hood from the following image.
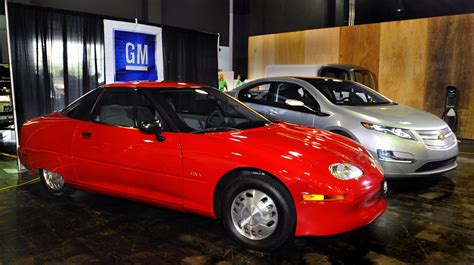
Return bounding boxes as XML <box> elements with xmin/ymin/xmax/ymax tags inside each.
<box><xmin>227</xmin><ymin>123</ymin><xmax>366</xmax><ymax>163</ymax></box>
<box><xmin>340</xmin><ymin>104</ymin><xmax>448</xmax><ymax>130</ymax></box>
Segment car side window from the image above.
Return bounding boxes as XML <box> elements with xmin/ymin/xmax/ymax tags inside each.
<box><xmin>62</xmin><ymin>88</ymin><xmax>102</xmax><ymax>120</ymax></box>
<box><xmin>319</xmin><ymin>68</ymin><xmax>349</xmax><ymax>80</ymax></box>
<box><xmin>269</xmin><ymin>82</ymin><xmax>319</xmax><ymax>113</ymax></box>
<box><xmin>238</xmin><ymin>82</ymin><xmax>272</xmax><ymax>105</ymax></box>
<box><xmin>92</xmin><ymin>90</ymin><xmax>135</xmax><ymax>127</ymax></box>
<box><xmin>354</xmin><ymin>70</ymin><xmax>377</xmax><ymax>89</ymax></box>
<box><xmin>136</xmin><ymin>92</ymin><xmax>170</xmax><ymax>131</ymax></box>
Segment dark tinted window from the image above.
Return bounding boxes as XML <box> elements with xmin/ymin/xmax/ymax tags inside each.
<box><xmin>354</xmin><ymin>70</ymin><xmax>377</xmax><ymax>89</ymax></box>
<box><xmin>269</xmin><ymin>82</ymin><xmax>319</xmax><ymax>112</ymax></box>
<box><xmin>237</xmin><ymin>82</ymin><xmax>271</xmax><ymax>105</ymax></box>
<box><xmin>62</xmin><ymin>88</ymin><xmax>102</xmax><ymax>120</ymax></box>
<box><xmin>136</xmin><ymin>92</ymin><xmax>169</xmax><ymax>131</ymax></box>
<box><xmin>319</xmin><ymin>68</ymin><xmax>349</xmax><ymax>80</ymax></box>
<box><xmin>301</xmin><ymin>78</ymin><xmax>391</xmax><ymax>106</ymax></box>
<box><xmin>149</xmin><ymin>88</ymin><xmax>271</xmax><ymax>133</ymax></box>
<box><xmin>92</xmin><ymin>90</ymin><xmax>135</xmax><ymax>127</ymax></box>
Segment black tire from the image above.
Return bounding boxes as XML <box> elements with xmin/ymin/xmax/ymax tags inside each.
<box><xmin>220</xmin><ymin>173</ymin><xmax>296</xmax><ymax>252</ymax></box>
<box><xmin>39</xmin><ymin>169</ymin><xmax>74</xmax><ymax>197</ymax></box>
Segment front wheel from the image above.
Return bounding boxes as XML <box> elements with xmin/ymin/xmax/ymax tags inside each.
<box><xmin>39</xmin><ymin>169</ymin><xmax>72</xmax><ymax>197</ymax></box>
<box><xmin>221</xmin><ymin>174</ymin><xmax>296</xmax><ymax>251</ymax></box>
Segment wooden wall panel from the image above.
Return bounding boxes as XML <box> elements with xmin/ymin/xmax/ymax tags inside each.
<box><xmin>378</xmin><ymin>19</ymin><xmax>429</xmax><ymax>110</ymax></box>
<box><xmin>424</xmin><ymin>14</ymin><xmax>474</xmax><ymax>139</ymax></box>
<box><xmin>303</xmin><ymin>28</ymin><xmax>340</xmax><ymax>64</ymax></box>
<box><xmin>274</xmin><ymin>31</ymin><xmax>305</xmax><ymax>64</ymax></box>
<box><xmin>248</xmin><ymin>28</ymin><xmax>340</xmax><ymax>79</ymax></box>
<box><xmin>466</xmin><ymin>86</ymin><xmax>474</xmax><ymax>140</ymax></box>
<box><xmin>339</xmin><ymin>24</ymin><xmax>381</xmax><ymax>81</ymax></box>
<box><xmin>247</xmin><ymin>14</ymin><xmax>474</xmax><ymax>139</ymax></box>
<box><xmin>248</xmin><ymin>34</ymin><xmax>275</xmax><ymax>79</ymax></box>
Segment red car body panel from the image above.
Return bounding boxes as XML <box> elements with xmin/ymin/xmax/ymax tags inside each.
<box><xmin>18</xmin><ymin>82</ymin><xmax>386</xmax><ymax>237</ymax></box>
<box><xmin>71</xmin><ymin>120</ymin><xmax>183</xmax><ymax>204</ymax></box>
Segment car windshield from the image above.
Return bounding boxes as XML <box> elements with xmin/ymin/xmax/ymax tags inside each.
<box><xmin>148</xmin><ymin>87</ymin><xmax>273</xmax><ymax>133</ymax></box>
<box><xmin>301</xmin><ymin>78</ymin><xmax>392</xmax><ymax>106</ymax></box>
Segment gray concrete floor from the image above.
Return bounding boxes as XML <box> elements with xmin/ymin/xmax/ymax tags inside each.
<box><xmin>0</xmin><ymin>140</ymin><xmax>473</xmax><ymax>264</ymax></box>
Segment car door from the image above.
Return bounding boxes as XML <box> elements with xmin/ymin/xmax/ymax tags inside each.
<box><xmin>265</xmin><ymin>82</ymin><xmax>320</xmax><ymax>127</ymax></box>
<box><xmin>71</xmin><ymin>88</ymin><xmax>183</xmax><ymax>206</ymax></box>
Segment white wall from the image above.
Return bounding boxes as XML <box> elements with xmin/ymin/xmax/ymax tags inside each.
<box><xmin>218</xmin><ymin>46</ymin><xmax>231</xmax><ymax>71</ymax></box>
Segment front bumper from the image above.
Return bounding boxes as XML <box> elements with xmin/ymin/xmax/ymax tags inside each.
<box><xmin>357</xmin><ymin>130</ymin><xmax>459</xmax><ymax>177</ymax></box>
<box><xmin>384</xmin><ymin>160</ymin><xmax>457</xmax><ymax>178</ymax></box>
<box><xmin>295</xmin><ymin>180</ymin><xmax>386</xmax><ymax>236</ymax></box>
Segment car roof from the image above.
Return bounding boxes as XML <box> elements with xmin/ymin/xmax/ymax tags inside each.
<box><xmin>246</xmin><ymin>76</ymin><xmax>346</xmax><ymax>83</ymax></box>
<box><xmin>234</xmin><ymin>76</ymin><xmax>359</xmax><ymax>92</ymax></box>
<box><xmin>103</xmin><ymin>81</ymin><xmax>206</xmax><ymax>89</ymax></box>
<box><xmin>323</xmin><ymin>64</ymin><xmax>368</xmax><ymax>71</ymax></box>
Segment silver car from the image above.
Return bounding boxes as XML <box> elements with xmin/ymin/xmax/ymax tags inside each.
<box><xmin>231</xmin><ymin>77</ymin><xmax>458</xmax><ymax>178</ymax></box>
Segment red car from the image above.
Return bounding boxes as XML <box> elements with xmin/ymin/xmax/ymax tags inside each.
<box><xmin>19</xmin><ymin>81</ymin><xmax>386</xmax><ymax>251</ymax></box>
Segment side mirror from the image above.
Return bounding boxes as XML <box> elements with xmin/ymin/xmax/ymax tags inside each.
<box><xmin>285</xmin><ymin>99</ymin><xmax>305</xmax><ymax>107</ymax></box>
<box><xmin>139</xmin><ymin>121</ymin><xmax>165</xmax><ymax>142</ymax></box>
<box><xmin>285</xmin><ymin>99</ymin><xmax>317</xmax><ymax>113</ymax></box>
<box><xmin>285</xmin><ymin>99</ymin><xmax>329</xmax><ymax>116</ymax></box>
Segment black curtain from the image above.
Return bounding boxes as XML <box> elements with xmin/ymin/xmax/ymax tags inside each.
<box><xmin>8</xmin><ymin>3</ymin><xmax>105</xmax><ymax>128</ymax></box>
<box><xmin>163</xmin><ymin>28</ymin><xmax>218</xmax><ymax>87</ymax></box>
<box><xmin>8</xmin><ymin>3</ymin><xmax>218</xmax><ymax>132</ymax></box>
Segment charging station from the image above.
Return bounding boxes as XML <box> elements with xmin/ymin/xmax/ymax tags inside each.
<box><xmin>443</xmin><ymin>86</ymin><xmax>458</xmax><ymax>132</ymax></box>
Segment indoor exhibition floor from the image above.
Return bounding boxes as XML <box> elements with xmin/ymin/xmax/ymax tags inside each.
<box><xmin>0</xmin><ymin>142</ymin><xmax>473</xmax><ymax>264</ymax></box>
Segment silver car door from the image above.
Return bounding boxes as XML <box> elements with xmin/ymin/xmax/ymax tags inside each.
<box><xmin>267</xmin><ymin>82</ymin><xmax>316</xmax><ymax>127</ymax></box>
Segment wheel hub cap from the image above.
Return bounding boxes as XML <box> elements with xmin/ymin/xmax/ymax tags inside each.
<box><xmin>43</xmin><ymin>170</ymin><xmax>64</xmax><ymax>191</ymax></box>
<box><xmin>231</xmin><ymin>189</ymin><xmax>278</xmax><ymax>240</ymax></box>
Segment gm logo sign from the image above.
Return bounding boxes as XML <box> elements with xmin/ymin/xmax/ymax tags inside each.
<box><xmin>114</xmin><ymin>30</ymin><xmax>157</xmax><ymax>82</ymax></box>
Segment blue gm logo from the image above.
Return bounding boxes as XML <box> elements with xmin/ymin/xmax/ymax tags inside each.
<box><xmin>114</xmin><ymin>30</ymin><xmax>157</xmax><ymax>82</ymax></box>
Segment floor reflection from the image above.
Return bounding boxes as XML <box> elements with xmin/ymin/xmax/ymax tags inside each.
<box><xmin>0</xmin><ymin>148</ymin><xmax>473</xmax><ymax>264</ymax></box>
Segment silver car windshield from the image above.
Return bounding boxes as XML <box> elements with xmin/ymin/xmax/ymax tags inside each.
<box><xmin>301</xmin><ymin>78</ymin><xmax>392</xmax><ymax>106</ymax></box>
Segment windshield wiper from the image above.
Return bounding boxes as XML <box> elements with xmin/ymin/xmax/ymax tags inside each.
<box><xmin>191</xmin><ymin>127</ymin><xmax>239</xmax><ymax>134</ymax></box>
<box><xmin>234</xmin><ymin>120</ymin><xmax>272</xmax><ymax>129</ymax></box>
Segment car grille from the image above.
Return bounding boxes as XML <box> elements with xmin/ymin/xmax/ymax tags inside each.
<box><xmin>416</xmin><ymin>127</ymin><xmax>457</xmax><ymax>150</ymax></box>
<box><xmin>415</xmin><ymin>156</ymin><xmax>457</xmax><ymax>172</ymax></box>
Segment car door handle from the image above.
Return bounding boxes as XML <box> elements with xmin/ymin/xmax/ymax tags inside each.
<box><xmin>81</xmin><ymin>131</ymin><xmax>92</xmax><ymax>139</ymax></box>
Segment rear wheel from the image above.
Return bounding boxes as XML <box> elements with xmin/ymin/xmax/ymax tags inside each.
<box><xmin>221</xmin><ymin>174</ymin><xmax>295</xmax><ymax>251</ymax></box>
<box><xmin>39</xmin><ymin>169</ymin><xmax>71</xmax><ymax>197</ymax></box>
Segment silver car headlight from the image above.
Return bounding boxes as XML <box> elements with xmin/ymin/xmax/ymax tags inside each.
<box><xmin>361</xmin><ymin>122</ymin><xmax>415</xmax><ymax>140</ymax></box>
<box><xmin>329</xmin><ymin>163</ymin><xmax>363</xmax><ymax>180</ymax></box>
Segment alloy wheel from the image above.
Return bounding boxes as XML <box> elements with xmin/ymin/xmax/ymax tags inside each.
<box><xmin>230</xmin><ymin>189</ymin><xmax>279</xmax><ymax>240</ymax></box>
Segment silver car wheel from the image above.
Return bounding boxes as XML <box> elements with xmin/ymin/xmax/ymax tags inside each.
<box><xmin>231</xmin><ymin>189</ymin><xmax>278</xmax><ymax>240</ymax></box>
<box><xmin>42</xmin><ymin>170</ymin><xmax>64</xmax><ymax>191</ymax></box>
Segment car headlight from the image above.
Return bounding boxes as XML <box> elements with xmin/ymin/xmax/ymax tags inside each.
<box><xmin>361</xmin><ymin>122</ymin><xmax>415</xmax><ymax>140</ymax></box>
<box><xmin>329</xmin><ymin>163</ymin><xmax>363</xmax><ymax>180</ymax></box>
